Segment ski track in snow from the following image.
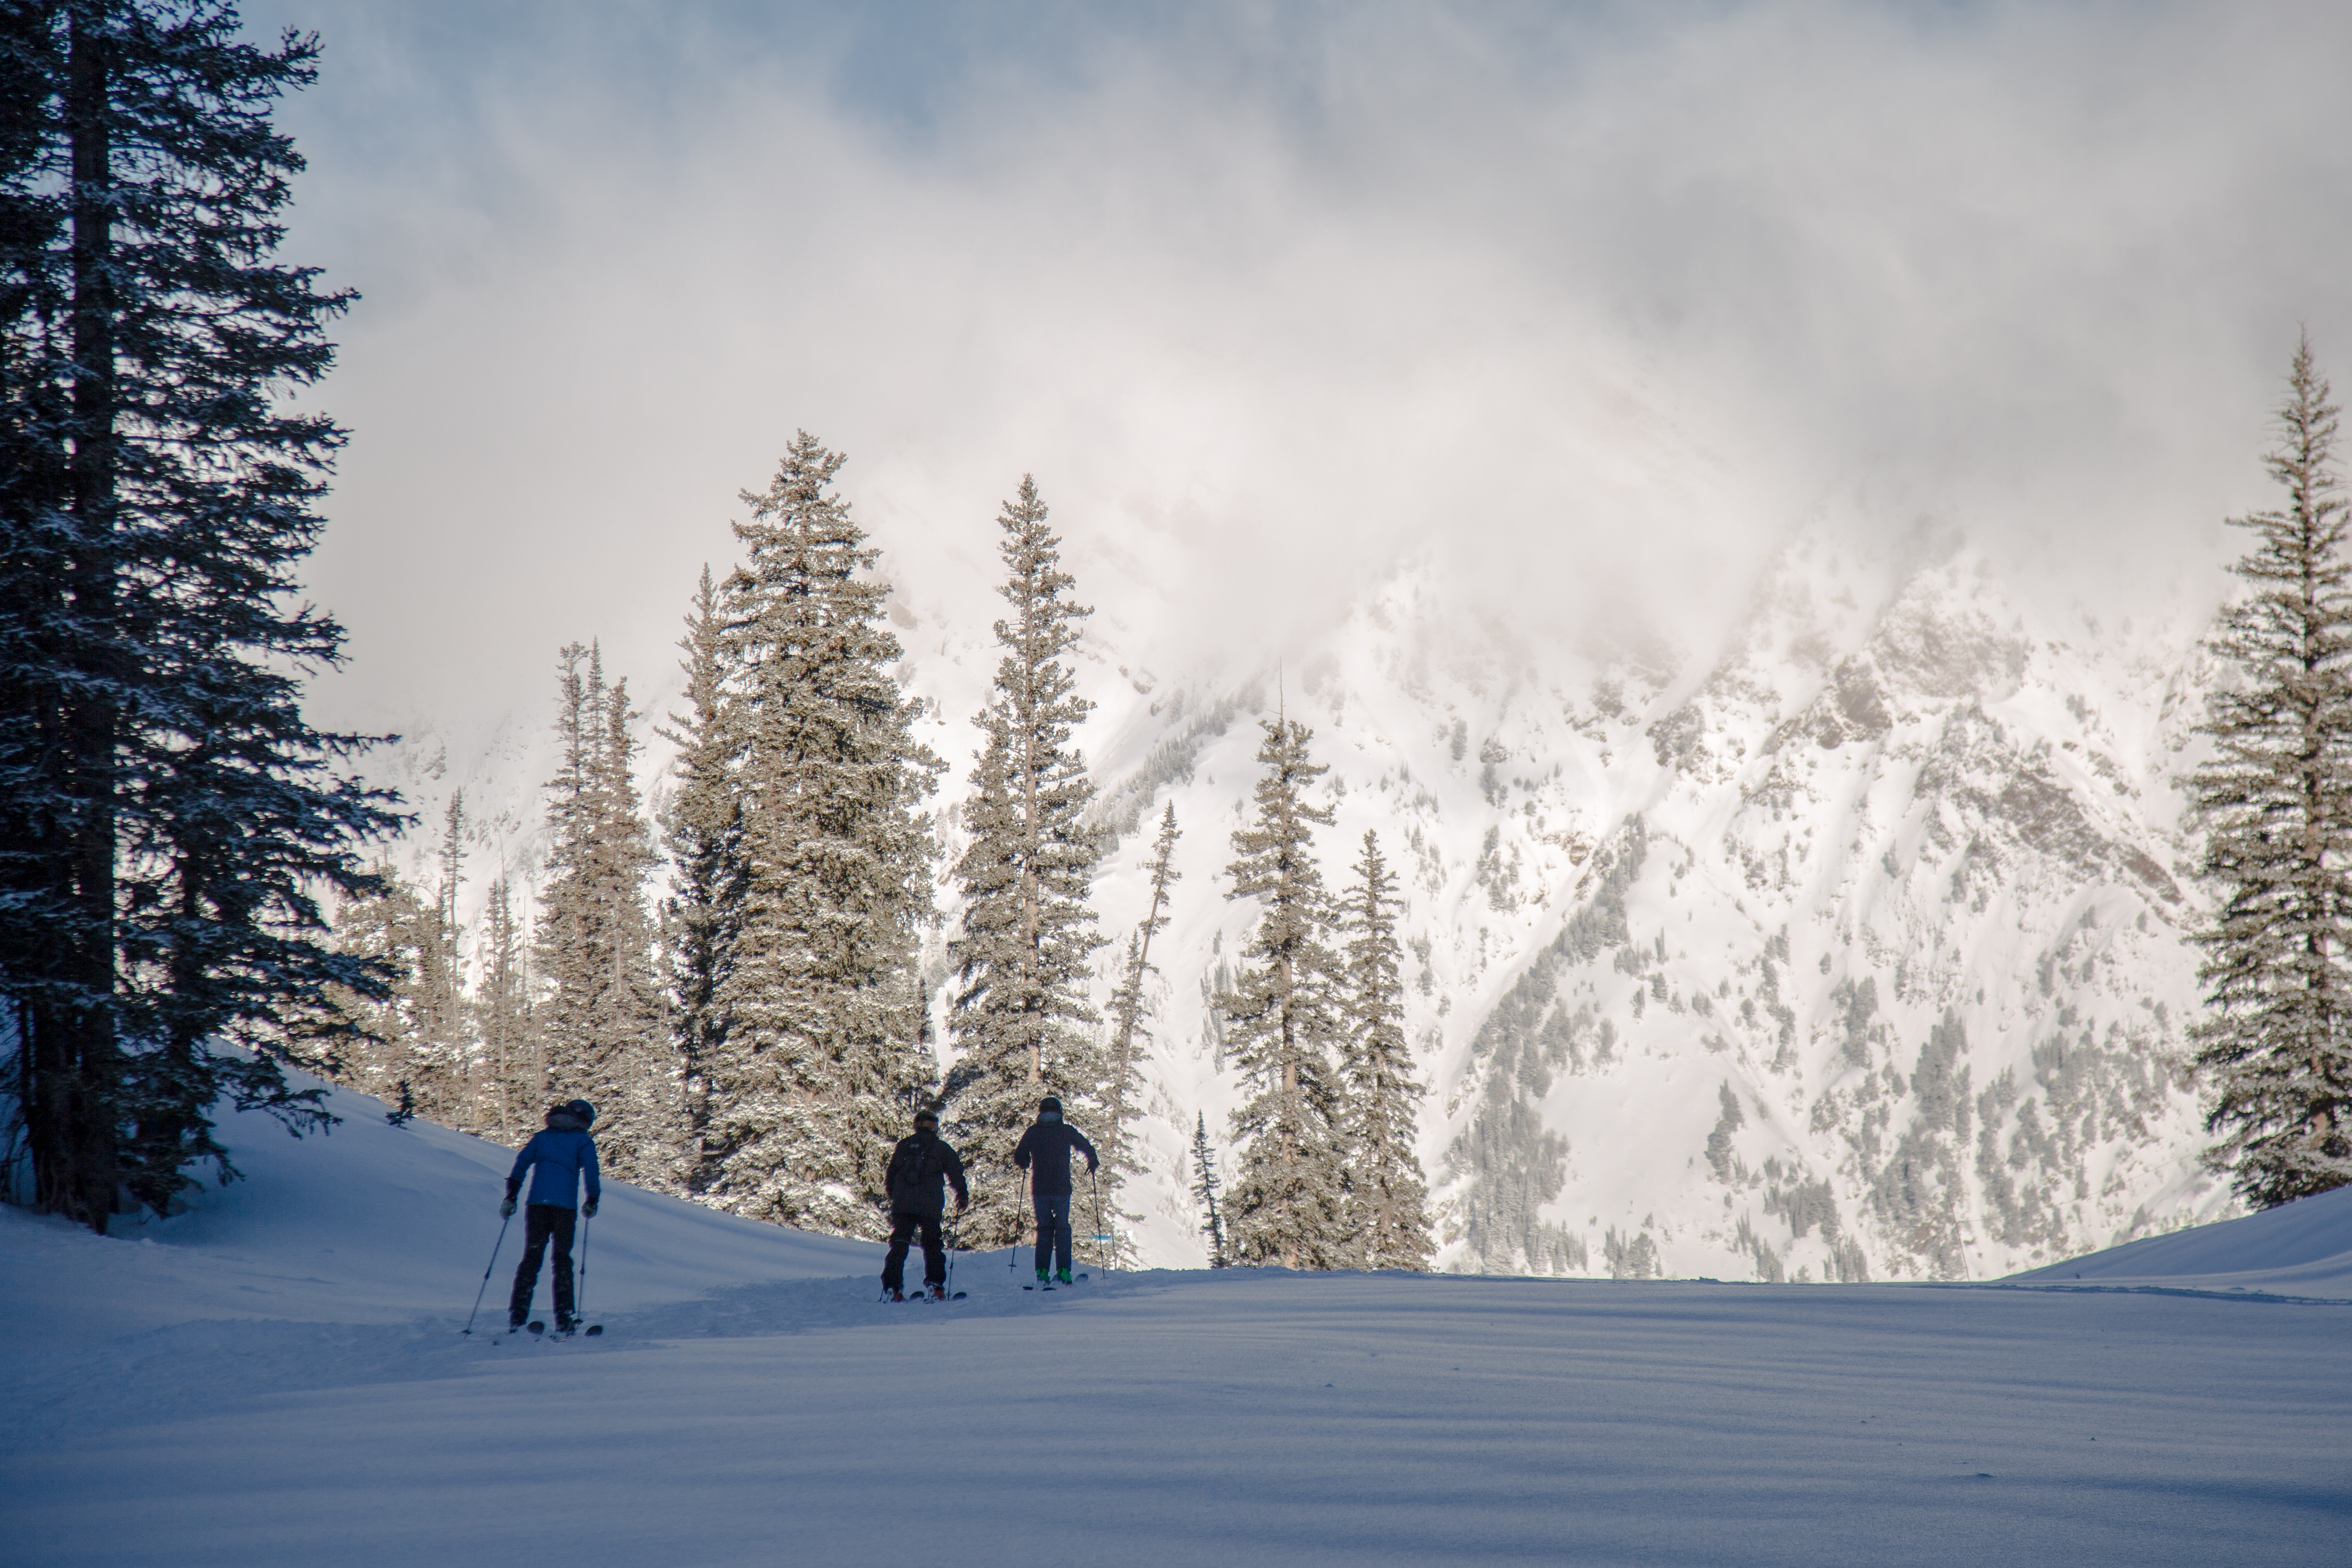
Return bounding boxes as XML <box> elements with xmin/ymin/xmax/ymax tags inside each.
<box><xmin>5</xmin><ymin>1082</ymin><xmax>2350</xmax><ymax>1566</ymax></box>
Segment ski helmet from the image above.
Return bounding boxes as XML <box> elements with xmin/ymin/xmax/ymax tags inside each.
<box><xmin>1039</xmin><ymin>1095</ymin><xmax>1062</xmax><ymax>1119</ymax></box>
<box><xmin>913</xmin><ymin>1107</ymin><xmax>939</xmax><ymax>1130</ymax></box>
<box><xmin>566</xmin><ymin>1099</ymin><xmax>597</xmax><ymax>1127</ymax></box>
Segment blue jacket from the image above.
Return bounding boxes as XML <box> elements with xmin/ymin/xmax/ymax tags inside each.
<box><xmin>507</xmin><ymin>1129</ymin><xmax>601</xmax><ymax>1210</ymax></box>
<box><xmin>1013</xmin><ymin>1117</ymin><xmax>1098</xmax><ymax>1197</ymax></box>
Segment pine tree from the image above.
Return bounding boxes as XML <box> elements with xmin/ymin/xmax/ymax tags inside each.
<box><xmin>2192</xmin><ymin>334</ymin><xmax>2352</xmax><ymax>1207</ymax></box>
<box><xmin>0</xmin><ymin>4</ymin><xmax>401</xmax><ymax>1230</ymax></box>
<box><xmin>658</xmin><ymin>565</ymin><xmax>747</xmax><ymax>1195</ymax></box>
<box><xmin>1190</xmin><ymin>1110</ymin><xmax>1228</xmax><ymax>1267</ymax></box>
<box><xmin>1216</xmin><ymin>714</ymin><xmax>1348</xmax><ymax>1268</ymax></box>
<box><xmin>476</xmin><ymin>872</ymin><xmax>535</xmax><ymax>1143</ymax></box>
<box><xmin>1097</xmin><ymin>802</ymin><xmax>1181</xmax><ymax>1264</ymax></box>
<box><xmin>535</xmin><ymin>642</ymin><xmax>666</xmax><ymax>1183</ymax></box>
<box><xmin>943</xmin><ymin>476</ymin><xmax>1107</xmax><ymax>1249</ymax></box>
<box><xmin>701</xmin><ymin>434</ymin><xmax>941</xmax><ymax>1237</ymax></box>
<box><xmin>1337</xmin><ymin>830</ymin><xmax>1434</xmax><ymax>1269</ymax></box>
<box><xmin>304</xmin><ymin>866</ymin><xmax>432</xmax><ymax>1104</ymax></box>
<box><xmin>413</xmin><ymin>790</ymin><xmax>473</xmax><ymax>1128</ymax></box>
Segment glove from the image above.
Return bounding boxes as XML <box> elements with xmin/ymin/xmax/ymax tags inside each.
<box><xmin>500</xmin><ymin>1198</ymin><xmax>516</xmax><ymax>1219</ymax></box>
<box><xmin>582</xmin><ymin>1199</ymin><xmax>598</xmax><ymax>1218</ymax></box>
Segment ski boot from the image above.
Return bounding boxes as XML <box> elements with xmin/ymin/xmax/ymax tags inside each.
<box><xmin>927</xmin><ymin>1284</ymin><xmax>947</xmax><ymax>1301</ymax></box>
<box><xmin>1055</xmin><ymin>1267</ymin><xmax>1073</xmax><ymax>1286</ymax></box>
<box><xmin>1036</xmin><ymin>1268</ymin><xmax>1050</xmax><ymax>1285</ymax></box>
<box><xmin>887</xmin><ymin>1287</ymin><xmax>906</xmax><ymax>1303</ymax></box>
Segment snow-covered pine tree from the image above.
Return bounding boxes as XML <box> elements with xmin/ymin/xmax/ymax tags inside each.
<box><xmin>702</xmin><ymin>434</ymin><xmax>941</xmax><ymax>1237</ymax></box>
<box><xmin>1337</xmin><ymin>830</ymin><xmax>1433</xmax><ymax>1269</ymax></box>
<box><xmin>1190</xmin><ymin>1110</ymin><xmax>1228</xmax><ymax>1267</ymax></box>
<box><xmin>535</xmin><ymin>643</ymin><xmax>666</xmax><ymax>1183</ymax></box>
<box><xmin>0</xmin><ymin>3</ymin><xmax>401</xmax><ymax>1229</ymax></box>
<box><xmin>943</xmin><ymin>476</ymin><xmax>1107</xmax><ymax>1249</ymax></box>
<box><xmin>2192</xmin><ymin>335</ymin><xmax>2352</xmax><ymax>1207</ymax></box>
<box><xmin>1216</xmin><ymin>714</ymin><xmax>1348</xmax><ymax>1269</ymax></box>
<box><xmin>659</xmin><ymin>565</ymin><xmax>747</xmax><ymax>1196</ymax></box>
<box><xmin>303</xmin><ymin>867</ymin><xmax>433</xmax><ymax>1104</ymax></box>
<box><xmin>413</xmin><ymin>791</ymin><xmax>474</xmax><ymax>1128</ymax></box>
<box><xmin>1096</xmin><ymin>802</ymin><xmax>1182</xmax><ymax>1264</ymax></box>
<box><xmin>476</xmin><ymin>872</ymin><xmax>537</xmax><ymax>1143</ymax></box>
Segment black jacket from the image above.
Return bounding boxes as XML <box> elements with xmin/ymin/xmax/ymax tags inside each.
<box><xmin>1013</xmin><ymin>1118</ymin><xmax>1098</xmax><ymax>1197</ymax></box>
<box><xmin>886</xmin><ymin>1131</ymin><xmax>969</xmax><ymax>1218</ymax></box>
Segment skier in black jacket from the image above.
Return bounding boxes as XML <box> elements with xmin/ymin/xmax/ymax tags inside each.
<box><xmin>1013</xmin><ymin>1095</ymin><xmax>1097</xmax><ymax>1285</ymax></box>
<box><xmin>883</xmin><ymin>1107</ymin><xmax>969</xmax><ymax>1301</ymax></box>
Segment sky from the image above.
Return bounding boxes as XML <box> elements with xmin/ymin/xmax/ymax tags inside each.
<box><xmin>238</xmin><ymin>0</ymin><xmax>2352</xmax><ymax>749</ymax></box>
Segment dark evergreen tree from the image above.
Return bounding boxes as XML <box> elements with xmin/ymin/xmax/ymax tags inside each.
<box><xmin>535</xmin><ymin>642</ymin><xmax>665</xmax><ymax>1183</ymax></box>
<box><xmin>0</xmin><ymin>2</ymin><xmax>400</xmax><ymax>1230</ymax></box>
<box><xmin>703</xmin><ymin>434</ymin><xmax>940</xmax><ymax>1236</ymax></box>
<box><xmin>1098</xmin><ymin>802</ymin><xmax>1181</xmax><ymax>1263</ymax></box>
<box><xmin>2192</xmin><ymin>334</ymin><xmax>2352</xmax><ymax>1207</ymax></box>
<box><xmin>1190</xmin><ymin>1109</ymin><xmax>1228</xmax><ymax>1267</ymax></box>
<box><xmin>943</xmin><ymin>476</ymin><xmax>1107</xmax><ymax>1248</ymax></box>
<box><xmin>1216</xmin><ymin>714</ymin><xmax>1347</xmax><ymax>1268</ymax></box>
<box><xmin>1337</xmin><ymin>830</ymin><xmax>1433</xmax><ymax>1269</ymax></box>
<box><xmin>659</xmin><ymin>565</ymin><xmax>746</xmax><ymax>1196</ymax></box>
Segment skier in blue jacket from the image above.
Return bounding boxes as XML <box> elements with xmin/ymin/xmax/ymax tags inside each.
<box><xmin>1013</xmin><ymin>1095</ymin><xmax>1097</xmax><ymax>1285</ymax></box>
<box><xmin>503</xmin><ymin>1100</ymin><xmax>601</xmax><ymax>1331</ymax></box>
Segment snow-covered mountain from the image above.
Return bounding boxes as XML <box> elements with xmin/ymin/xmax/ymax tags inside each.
<box><xmin>369</xmin><ymin>515</ymin><xmax>2234</xmax><ymax>1280</ymax></box>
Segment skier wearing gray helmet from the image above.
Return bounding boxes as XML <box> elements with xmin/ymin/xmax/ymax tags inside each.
<box><xmin>1013</xmin><ymin>1095</ymin><xmax>1097</xmax><ymax>1285</ymax></box>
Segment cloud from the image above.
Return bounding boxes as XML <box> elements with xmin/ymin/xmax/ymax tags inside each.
<box><xmin>250</xmin><ymin>0</ymin><xmax>2352</xmax><ymax>743</ymax></box>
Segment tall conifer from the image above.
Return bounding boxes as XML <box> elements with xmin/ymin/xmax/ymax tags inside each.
<box><xmin>659</xmin><ymin>565</ymin><xmax>746</xmax><ymax>1197</ymax></box>
<box><xmin>0</xmin><ymin>3</ymin><xmax>400</xmax><ymax>1229</ymax></box>
<box><xmin>1216</xmin><ymin>715</ymin><xmax>1347</xmax><ymax>1268</ymax></box>
<box><xmin>943</xmin><ymin>477</ymin><xmax>1106</xmax><ymax>1248</ymax></box>
<box><xmin>702</xmin><ymin>434</ymin><xmax>940</xmax><ymax>1236</ymax></box>
<box><xmin>535</xmin><ymin>643</ymin><xmax>665</xmax><ymax>1183</ymax></box>
<box><xmin>1098</xmin><ymin>802</ymin><xmax>1181</xmax><ymax>1263</ymax></box>
<box><xmin>476</xmin><ymin>872</ymin><xmax>534</xmax><ymax>1143</ymax></box>
<box><xmin>2192</xmin><ymin>335</ymin><xmax>2352</xmax><ymax>1206</ymax></box>
<box><xmin>1190</xmin><ymin>1110</ymin><xmax>1228</xmax><ymax>1267</ymax></box>
<box><xmin>1337</xmin><ymin>830</ymin><xmax>1433</xmax><ymax>1269</ymax></box>
<box><xmin>413</xmin><ymin>790</ymin><xmax>472</xmax><ymax>1127</ymax></box>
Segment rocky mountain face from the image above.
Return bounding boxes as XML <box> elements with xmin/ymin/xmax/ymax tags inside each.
<box><xmin>370</xmin><ymin>528</ymin><xmax>2233</xmax><ymax>1279</ymax></box>
<box><xmin>1071</xmin><ymin>530</ymin><xmax>2229</xmax><ymax>1278</ymax></box>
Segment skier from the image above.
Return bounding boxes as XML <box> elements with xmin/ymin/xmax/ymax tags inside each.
<box><xmin>1013</xmin><ymin>1095</ymin><xmax>1097</xmax><ymax>1286</ymax></box>
<box><xmin>502</xmin><ymin>1099</ymin><xmax>601</xmax><ymax>1332</ymax></box>
<box><xmin>883</xmin><ymin>1107</ymin><xmax>969</xmax><ymax>1302</ymax></box>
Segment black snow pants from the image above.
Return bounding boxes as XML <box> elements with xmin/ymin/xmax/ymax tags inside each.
<box><xmin>1033</xmin><ymin>1193</ymin><xmax>1073</xmax><ymax>1275</ymax></box>
<box><xmin>510</xmin><ymin>1203</ymin><xmax>577</xmax><ymax>1323</ymax></box>
<box><xmin>883</xmin><ymin>1211</ymin><xmax>946</xmax><ymax>1291</ymax></box>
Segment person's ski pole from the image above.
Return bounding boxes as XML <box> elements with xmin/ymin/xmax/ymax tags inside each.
<box><xmin>578</xmin><ymin>1211</ymin><xmax>590</xmax><ymax>1325</ymax></box>
<box><xmin>1091</xmin><ymin>1167</ymin><xmax>1108</xmax><ymax>1275</ymax></box>
<box><xmin>947</xmin><ymin>1213</ymin><xmax>958</xmax><ymax>1295</ymax></box>
<box><xmin>463</xmin><ymin>1210</ymin><xmax>513</xmax><ymax>1336</ymax></box>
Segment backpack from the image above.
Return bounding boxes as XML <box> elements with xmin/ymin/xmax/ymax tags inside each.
<box><xmin>892</xmin><ymin>1138</ymin><xmax>935</xmax><ymax>1195</ymax></box>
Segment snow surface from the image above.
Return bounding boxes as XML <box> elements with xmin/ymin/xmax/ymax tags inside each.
<box><xmin>5</xmin><ymin>1079</ymin><xmax>2347</xmax><ymax>1566</ymax></box>
<box><xmin>2010</xmin><ymin>1184</ymin><xmax>2352</xmax><ymax>1301</ymax></box>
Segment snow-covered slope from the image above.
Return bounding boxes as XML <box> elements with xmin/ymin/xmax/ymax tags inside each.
<box><xmin>0</xmin><ymin>1072</ymin><xmax>877</xmax><ymax>1351</ymax></box>
<box><xmin>366</xmin><ymin>517</ymin><xmax>2231</xmax><ymax>1280</ymax></box>
<box><xmin>6</xmin><ymin>1069</ymin><xmax>2347</xmax><ymax>1568</ymax></box>
<box><xmin>2014</xmin><ymin>1186</ymin><xmax>2352</xmax><ymax>1299</ymax></box>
